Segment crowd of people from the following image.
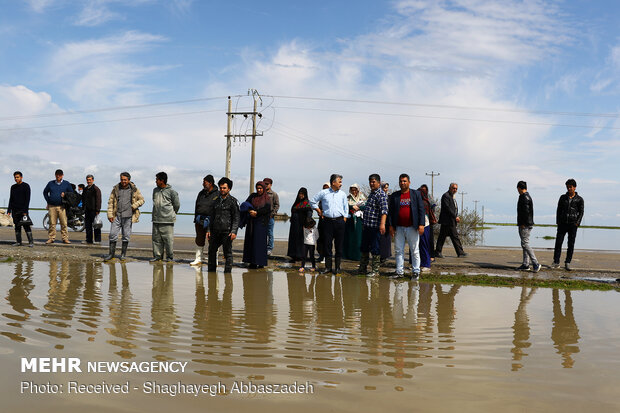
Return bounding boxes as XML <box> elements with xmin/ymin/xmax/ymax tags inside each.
<box><xmin>6</xmin><ymin>170</ymin><xmax>585</xmax><ymax>277</ymax></box>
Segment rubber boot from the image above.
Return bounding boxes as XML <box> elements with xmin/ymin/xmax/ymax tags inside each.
<box><xmin>358</xmin><ymin>253</ymin><xmax>369</xmax><ymax>275</ymax></box>
<box><xmin>26</xmin><ymin>231</ymin><xmax>34</xmax><ymax>247</ymax></box>
<box><xmin>120</xmin><ymin>241</ymin><xmax>129</xmax><ymax>260</ymax></box>
<box><xmin>369</xmin><ymin>255</ymin><xmax>381</xmax><ymax>277</ymax></box>
<box><xmin>104</xmin><ymin>241</ymin><xmax>116</xmax><ymax>261</ymax></box>
<box><xmin>190</xmin><ymin>246</ymin><xmax>203</xmax><ymax>266</ymax></box>
<box><xmin>320</xmin><ymin>257</ymin><xmax>332</xmax><ymax>274</ymax></box>
<box><xmin>12</xmin><ymin>231</ymin><xmax>22</xmax><ymax>246</ymax></box>
<box><xmin>334</xmin><ymin>257</ymin><xmax>341</xmax><ymax>274</ymax></box>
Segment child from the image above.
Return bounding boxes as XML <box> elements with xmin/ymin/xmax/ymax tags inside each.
<box><xmin>300</xmin><ymin>217</ymin><xmax>318</xmax><ymax>272</ymax></box>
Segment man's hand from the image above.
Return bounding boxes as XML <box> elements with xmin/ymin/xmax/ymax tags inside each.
<box><xmin>46</xmin><ymin>204</ymin><xmax>50</xmax><ymax>210</ymax></box>
<box><xmin>249</xmin><ymin>210</ymin><xmax>257</xmax><ymax>217</ymax></box>
<box><xmin>418</xmin><ymin>225</ymin><xmax>425</xmax><ymax>236</ymax></box>
<box><xmin>7</xmin><ymin>212</ymin><xmax>10</xmax><ymax>217</ymax></box>
<box><xmin>108</xmin><ymin>217</ymin><xmax>114</xmax><ymax>223</ymax></box>
<box><xmin>229</xmin><ymin>233</ymin><xmax>236</xmax><ymax>240</ymax></box>
<box><xmin>207</xmin><ymin>232</ymin><xmax>211</xmax><ymax>241</ymax></box>
<box><xmin>61</xmin><ymin>192</ymin><xmax>65</xmax><ymax>198</ymax></box>
<box><xmin>379</xmin><ymin>223</ymin><xmax>386</xmax><ymax>235</ymax></box>
<box><xmin>456</xmin><ymin>217</ymin><xmax>461</xmax><ymax>223</ymax></box>
<box><xmin>389</xmin><ymin>226</ymin><xmax>395</xmax><ymax>237</ymax></box>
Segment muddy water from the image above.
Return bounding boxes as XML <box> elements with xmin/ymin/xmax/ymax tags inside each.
<box><xmin>1</xmin><ymin>260</ymin><xmax>619</xmax><ymax>412</ymax></box>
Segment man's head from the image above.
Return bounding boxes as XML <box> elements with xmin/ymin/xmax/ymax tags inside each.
<box><xmin>218</xmin><ymin>177</ymin><xmax>233</xmax><ymax>197</ymax></box>
<box><xmin>86</xmin><ymin>174</ymin><xmax>94</xmax><ymax>186</ymax></box>
<box><xmin>330</xmin><ymin>174</ymin><xmax>343</xmax><ymax>191</ymax></box>
<box><xmin>78</xmin><ymin>184</ymin><xmax>85</xmax><ymax>193</ymax></box>
<box><xmin>565</xmin><ymin>178</ymin><xmax>577</xmax><ymax>196</ymax></box>
<box><xmin>322</xmin><ymin>182</ymin><xmax>330</xmax><ymax>190</ymax></box>
<box><xmin>13</xmin><ymin>171</ymin><xmax>22</xmax><ymax>184</ymax></box>
<box><xmin>120</xmin><ymin>172</ymin><xmax>131</xmax><ymax>188</ymax></box>
<box><xmin>381</xmin><ymin>182</ymin><xmax>389</xmax><ymax>193</ymax></box>
<box><xmin>369</xmin><ymin>173</ymin><xmax>381</xmax><ymax>191</ymax></box>
<box><xmin>55</xmin><ymin>169</ymin><xmax>63</xmax><ymax>182</ymax></box>
<box><xmin>399</xmin><ymin>173</ymin><xmax>410</xmax><ymax>191</ymax></box>
<box><xmin>156</xmin><ymin>172</ymin><xmax>168</xmax><ymax>188</ymax></box>
<box><xmin>262</xmin><ymin>177</ymin><xmax>273</xmax><ymax>192</ymax></box>
<box><xmin>517</xmin><ymin>180</ymin><xmax>527</xmax><ymax>194</ymax></box>
<box><xmin>203</xmin><ymin>174</ymin><xmax>215</xmax><ymax>190</ymax></box>
<box><xmin>449</xmin><ymin>182</ymin><xmax>458</xmax><ymax>195</ymax></box>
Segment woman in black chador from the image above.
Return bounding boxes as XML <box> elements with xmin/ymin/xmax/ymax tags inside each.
<box><xmin>287</xmin><ymin>187</ymin><xmax>312</xmax><ymax>262</ymax></box>
<box><xmin>243</xmin><ymin>181</ymin><xmax>272</xmax><ymax>268</ymax></box>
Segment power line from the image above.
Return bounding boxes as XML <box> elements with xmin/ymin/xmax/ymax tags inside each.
<box><xmin>267</xmin><ymin>95</ymin><xmax>620</xmax><ymax>119</ymax></box>
<box><xmin>271</xmin><ymin>106</ymin><xmax>620</xmax><ymax>131</ymax></box>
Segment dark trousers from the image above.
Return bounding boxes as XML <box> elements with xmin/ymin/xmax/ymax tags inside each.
<box><xmin>84</xmin><ymin>210</ymin><xmax>101</xmax><ymax>243</ymax></box>
<box><xmin>12</xmin><ymin>214</ymin><xmax>32</xmax><ymax>234</ymax></box>
<box><xmin>360</xmin><ymin>226</ymin><xmax>381</xmax><ymax>255</ymax></box>
<box><xmin>553</xmin><ymin>223</ymin><xmax>578</xmax><ymax>264</ymax></box>
<box><xmin>301</xmin><ymin>244</ymin><xmax>316</xmax><ymax>269</ymax></box>
<box><xmin>195</xmin><ymin>222</ymin><xmax>207</xmax><ymax>247</ymax></box>
<box><xmin>323</xmin><ymin>217</ymin><xmax>345</xmax><ymax>260</ymax></box>
<box><xmin>435</xmin><ymin>223</ymin><xmax>465</xmax><ymax>256</ymax></box>
<box><xmin>208</xmin><ymin>232</ymin><xmax>233</xmax><ymax>271</ymax></box>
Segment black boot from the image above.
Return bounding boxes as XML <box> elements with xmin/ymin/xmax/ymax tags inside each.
<box><xmin>104</xmin><ymin>241</ymin><xmax>116</xmax><ymax>261</ymax></box>
<box><xmin>26</xmin><ymin>231</ymin><xmax>34</xmax><ymax>247</ymax></box>
<box><xmin>320</xmin><ymin>257</ymin><xmax>332</xmax><ymax>274</ymax></box>
<box><xmin>334</xmin><ymin>257</ymin><xmax>342</xmax><ymax>274</ymax></box>
<box><xmin>120</xmin><ymin>241</ymin><xmax>129</xmax><ymax>260</ymax></box>
<box><xmin>12</xmin><ymin>231</ymin><xmax>22</xmax><ymax>246</ymax></box>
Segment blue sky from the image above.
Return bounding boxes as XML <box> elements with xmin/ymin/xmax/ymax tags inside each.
<box><xmin>1</xmin><ymin>0</ymin><xmax>619</xmax><ymax>228</ymax></box>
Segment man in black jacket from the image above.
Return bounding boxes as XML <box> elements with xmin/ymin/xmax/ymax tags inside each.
<box><xmin>552</xmin><ymin>179</ymin><xmax>584</xmax><ymax>271</ymax></box>
<box><xmin>207</xmin><ymin>177</ymin><xmax>240</xmax><ymax>273</ymax></box>
<box><xmin>82</xmin><ymin>174</ymin><xmax>102</xmax><ymax>244</ymax></box>
<box><xmin>516</xmin><ymin>181</ymin><xmax>540</xmax><ymax>272</ymax></box>
<box><xmin>191</xmin><ymin>174</ymin><xmax>219</xmax><ymax>266</ymax></box>
<box><xmin>7</xmin><ymin>171</ymin><xmax>33</xmax><ymax>247</ymax></box>
<box><xmin>435</xmin><ymin>183</ymin><xmax>467</xmax><ymax>258</ymax></box>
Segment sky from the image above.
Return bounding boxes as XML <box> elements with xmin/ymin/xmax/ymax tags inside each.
<box><xmin>0</xmin><ymin>0</ymin><xmax>619</xmax><ymax>228</ymax></box>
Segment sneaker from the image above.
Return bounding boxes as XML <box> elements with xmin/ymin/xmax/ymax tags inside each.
<box><xmin>267</xmin><ymin>250</ymin><xmax>272</xmax><ymax>256</ymax></box>
<box><xmin>551</xmin><ymin>262</ymin><xmax>560</xmax><ymax>269</ymax></box>
<box><xmin>388</xmin><ymin>272</ymin><xmax>404</xmax><ymax>278</ymax></box>
<box><xmin>410</xmin><ymin>272</ymin><xmax>420</xmax><ymax>280</ymax></box>
<box><xmin>94</xmin><ymin>241</ymin><xmax>101</xmax><ymax>245</ymax></box>
<box><xmin>458</xmin><ymin>252</ymin><xmax>468</xmax><ymax>258</ymax></box>
<box><xmin>565</xmin><ymin>262</ymin><xmax>571</xmax><ymax>271</ymax></box>
<box><xmin>516</xmin><ymin>264</ymin><xmax>530</xmax><ymax>271</ymax></box>
<box><xmin>45</xmin><ymin>239</ymin><xmax>54</xmax><ymax>244</ymax></box>
<box><xmin>62</xmin><ymin>240</ymin><xmax>71</xmax><ymax>244</ymax></box>
<box><xmin>533</xmin><ymin>263</ymin><xmax>542</xmax><ymax>273</ymax></box>
<box><xmin>421</xmin><ymin>267</ymin><xmax>431</xmax><ymax>273</ymax></box>
<box><xmin>149</xmin><ymin>257</ymin><xmax>163</xmax><ymax>263</ymax></box>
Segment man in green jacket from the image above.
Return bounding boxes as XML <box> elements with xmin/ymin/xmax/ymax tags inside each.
<box><xmin>151</xmin><ymin>171</ymin><xmax>180</xmax><ymax>262</ymax></box>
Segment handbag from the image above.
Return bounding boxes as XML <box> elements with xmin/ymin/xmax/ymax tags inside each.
<box><xmin>93</xmin><ymin>214</ymin><xmax>103</xmax><ymax>229</ymax></box>
<box><xmin>20</xmin><ymin>214</ymin><xmax>33</xmax><ymax>226</ymax></box>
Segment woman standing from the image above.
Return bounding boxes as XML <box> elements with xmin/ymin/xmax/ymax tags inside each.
<box><xmin>418</xmin><ymin>184</ymin><xmax>437</xmax><ymax>271</ymax></box>
<box><xmin>243</xmin><ymin>181</ymin><xmax>272</xmax><ymax>269</ymax></box>
<box><xmin>343</xmin><ymin>183</ymin><xmax>366</xmax><ymax>261</ymax></box>
<box><xmin>287</xmin><ymin>187</ymin><xmax>312</xmax><ymax>262</ymax></box>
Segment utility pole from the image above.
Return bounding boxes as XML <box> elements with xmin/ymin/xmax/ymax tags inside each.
<box><xmin>224</xmin><ymin>90</ymin><xmax>263</xmax><ymax>193</ymax></box>
<box><xmin>473</xmin><ymin>200</ymin><xmax>479</xmax><ymax>216</ymax></box>
<box><xmin>425</xmin><ymin>171</ymin><xmax>440</xmax><ymax>200</ymax></box>
<box><xmin>481</xmin><ymin>205</ymin><xmax>485</xmax><ymax>224</ymax></box>
<box><xmin>458</xmin><ymin>191</ymin><xmax>467</xmax><ymax>216</ymax></box>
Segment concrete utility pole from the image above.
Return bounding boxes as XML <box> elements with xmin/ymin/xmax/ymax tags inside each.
<box><xmin>224</xmin><ymin>90</ymin><xmax>263</xmax><ymax>193</ymax></box>
<box><xmin>425</xmin><ymin>171</ymin><xmax>440</xmax><ymax>200</ymax></box>
<box><xmin>458</xmin><ymin>191</ymin><xmax>467</xmax><ymax>216</ymax></box>
<box><xmin>481</xmin><ymin>205</ymin><xmax>485</xmax><ymax>224</ymax></box>
<box><xmin>473</xmin><ymin>200</ymin><xmax>479</xmax><ymax>216</ymax></box>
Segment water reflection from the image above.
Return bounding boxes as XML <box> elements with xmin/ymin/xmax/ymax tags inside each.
<box><xmin>552</xmin><ymin>289</ymin><xmax>580</xmax><ymax>368</ymax></box>
<box><xmin>107</xmin><ymin>263</ymin><xmax>142</xmax><ymax>357</ymax></box>
<box><xmin>511</xmin><ymin>287</ymin><xmax>536</xmax><ymax>371</ymax></box>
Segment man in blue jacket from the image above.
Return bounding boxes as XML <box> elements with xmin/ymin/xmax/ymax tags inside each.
<box><xmin>388</xmin><ymin>174</ymin><xmax>426</xmax><ymax>279</ymax></box>
<box><xmin>43</xmin><ymin>169</ymin><xmax>73</xmax><ymax>244</ymax></box>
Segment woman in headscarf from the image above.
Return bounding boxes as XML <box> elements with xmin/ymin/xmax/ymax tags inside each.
<box><xmin>243</xmin><ymin>181</ymin><xmax>272</xmax><ymax>268</ymax></box>
<box><xmin>379</xmin><ymin>181</ymin><xmax>392</xmax><ymax>262</ymax></box>
<box><xmin>343</xmin><ymin>183</ymin><xmax>366</xmax><ymax>261</ymax></box>
<box><xmin>418</xmin><ymin>184</ymin><xmax>437</xmax><ymax>271</ymax></box>
<box><xmin>287</xmin><ymin>187</ymin><xmax>312</xmax><ymax>262</ymax></box>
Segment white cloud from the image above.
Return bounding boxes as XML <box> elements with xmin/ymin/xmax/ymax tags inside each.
<box><xmin>25</xmin><ymin>0</ymin><xmax>55</xmax><ymax>13</ymax></box>
<box><xmin>74</xmin><ymin>0</ymin><xmax>122</xmax><ymax>26</ymax></box>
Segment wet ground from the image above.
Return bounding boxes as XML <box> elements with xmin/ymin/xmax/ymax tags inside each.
<box><xmin>1</xmin><ymin>259</ymin><xmax>619</xmax><ymax>412</ymax></box>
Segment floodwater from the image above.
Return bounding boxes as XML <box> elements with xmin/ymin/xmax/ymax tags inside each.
<box><xmin>1</xmin><ymin>260</ymin><xmax>619</xmax><ymax>412</ymax></box>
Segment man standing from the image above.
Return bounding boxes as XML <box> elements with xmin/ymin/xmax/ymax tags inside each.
<box><xmin>191</xmin><ymin>174</ymin><xmax>219</xmax><ymax>266</ymax></box>
<box><xmin>43</xmin><ymin>169</ymin><xmax>73</xmax><ymax>244</ymax></box>
<box><xmin>435</xmin><ymin>183</ymin><xmax>467</xmax><ymax>258</ymax></box>
<box><xmin>358</xmin><ymin>174</ymin><xmax>389</xmax><ymax>277</ymax></box>
<box><xmin>263</xmin><ymin>177</ymin><xmax>279</xmax><ymax>256</ymax></box>
<box><xmin>7</xmin><ymin>171</ymin><xmax>34</xmax><ymax>247</ymax></box>
<box><xmin>207</xmin><ymin>177</ymin><xmax>240</xmax><ymax>273</ymax></box>
<box><xmin>388</xmin><ymin>174</ymin><xmax>426</xmax><ymax>278</ymax></box>
<box><xmin>310</xmin><ymin>174</ymin><xmax>349</xmax><ymax>274</ymax></box>
<box><xmin>82</xmin><ymin>174</ymin><xmax>102</xmax><ymax>245</ymax></box>
<box><xmin>552</xmin><ymin>179</ymin><xmax>584</xmax><ymax>271</ymax></box>
<box><xmin>516</xmin><ymin>181</ymin><xmax>541</xmax><ymax>272</ymax></box>
<box><xmin>105</xmin><ymin>172</ymin><xmax>145</xmax><ymax>261</ymax></box>
<box><xmin>151</xmin><ymin>172</ymin><xmax>180</xmax><ymax>262</ymax></box>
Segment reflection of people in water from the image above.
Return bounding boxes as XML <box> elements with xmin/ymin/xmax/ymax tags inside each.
<box><xmin>192</xmin><ymin>270</ymin><xmax>235</xmax><ymax>348</ymax></box>
<box><xmin>551</xmin><ymin>289</ymin><xmax>580</xmax><ymax>368</ymax></box>
<box><xmin>511</xmin><ymin>287</ymin><xmax>537</xmax><ymax>371</ymax></box>
<box><xmin>314</xmin><ymin>274</ymin><xmax>344</xmax><ymax>332</ymax></box>
<box><xmin>151</xmin><ymin>263</ymin><xmax>178</xmax><ymax>339</ymax></box>
<box><xmin>5</xmin><ymin>261</ymin><xmax>37</xmax><ymax>337</ymax></box>
<box><xmin>44</xmin><ymin>260</ymin><xmax>84</xmax><ymax>339</ymax></box>
<box><xmin>435</xmin><ymin>284</ymin><xmax>460</xmax><ymax>337</ymax></box>
<box><xmin>80</xmin><ymin>262</ymin><xmax>104</xmax><ymax>335</ymax></box>
<box><xmin>242</xmin><ymin>271</ymin><xmax>275</xmax><ymax>343</ymax></box>
<box><xmin>286</xmin><ymin>273</ymin><xmax>314</xmax><ymax>327</ymax></box>
<box><xmin>107</xmin><ymin>262</ymin><xmax>142</xmax><ymax>349</ymax></box>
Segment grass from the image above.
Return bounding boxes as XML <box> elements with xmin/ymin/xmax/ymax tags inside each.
<box><xmin>542</xmin><ymin>235</ymin><xmax>555</xmax><ymax>240</ymax></box>
<box><xmin>484</xmin><ymin>222</ymin><xmax>620</xmax><ymax>230</ymax></box>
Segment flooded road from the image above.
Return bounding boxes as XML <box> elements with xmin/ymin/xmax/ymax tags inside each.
<box><xmin>1</xmin><ymin>260</ymin><xmax>619</xmax><ymax>412</ymax></box>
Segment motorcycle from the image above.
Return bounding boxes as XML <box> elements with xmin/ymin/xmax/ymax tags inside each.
<box><xmin>42</xmin><ymin>206</ymin><xmax>85</xmax><ymax>232</ymax></box>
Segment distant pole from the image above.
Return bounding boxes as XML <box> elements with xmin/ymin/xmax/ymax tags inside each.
<box><xmin>225</xmin><ymin>97</ymin><xmax>232</xmax><ymax>178</ymax></box>
<box><xmin>482</xmin><ymin>205</ymin><xmax>485</xmax><ymax>224</ymax></box>
<box><xmin>249</xmin><ymin>93</ymin><xmax>258</xmax><ymax>195</ymax></box>
<box><xmin>425</xmin><ymin>171</ymin><xmax>440</xmax><ymax>199</ymax></box>
<box><xmin>473</xmin><ymin>200</ymin><xmax>479</xmax><ymax>216</ymax></box>
<box><xmin>459</xmin><ymin>191</ymin><xmax>467</xmax><ymax>215</ymax></box>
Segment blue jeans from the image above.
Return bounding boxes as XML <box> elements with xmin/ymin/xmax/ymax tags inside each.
<box><xmin>394</xmin><ymin>226</ymin><xmax>420</xmax><ymax>275</ymax></box>
<box><xmin>267</xmin><ymin>217</ymin><xmax>275</xmax><ymax>251</ymax></box>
